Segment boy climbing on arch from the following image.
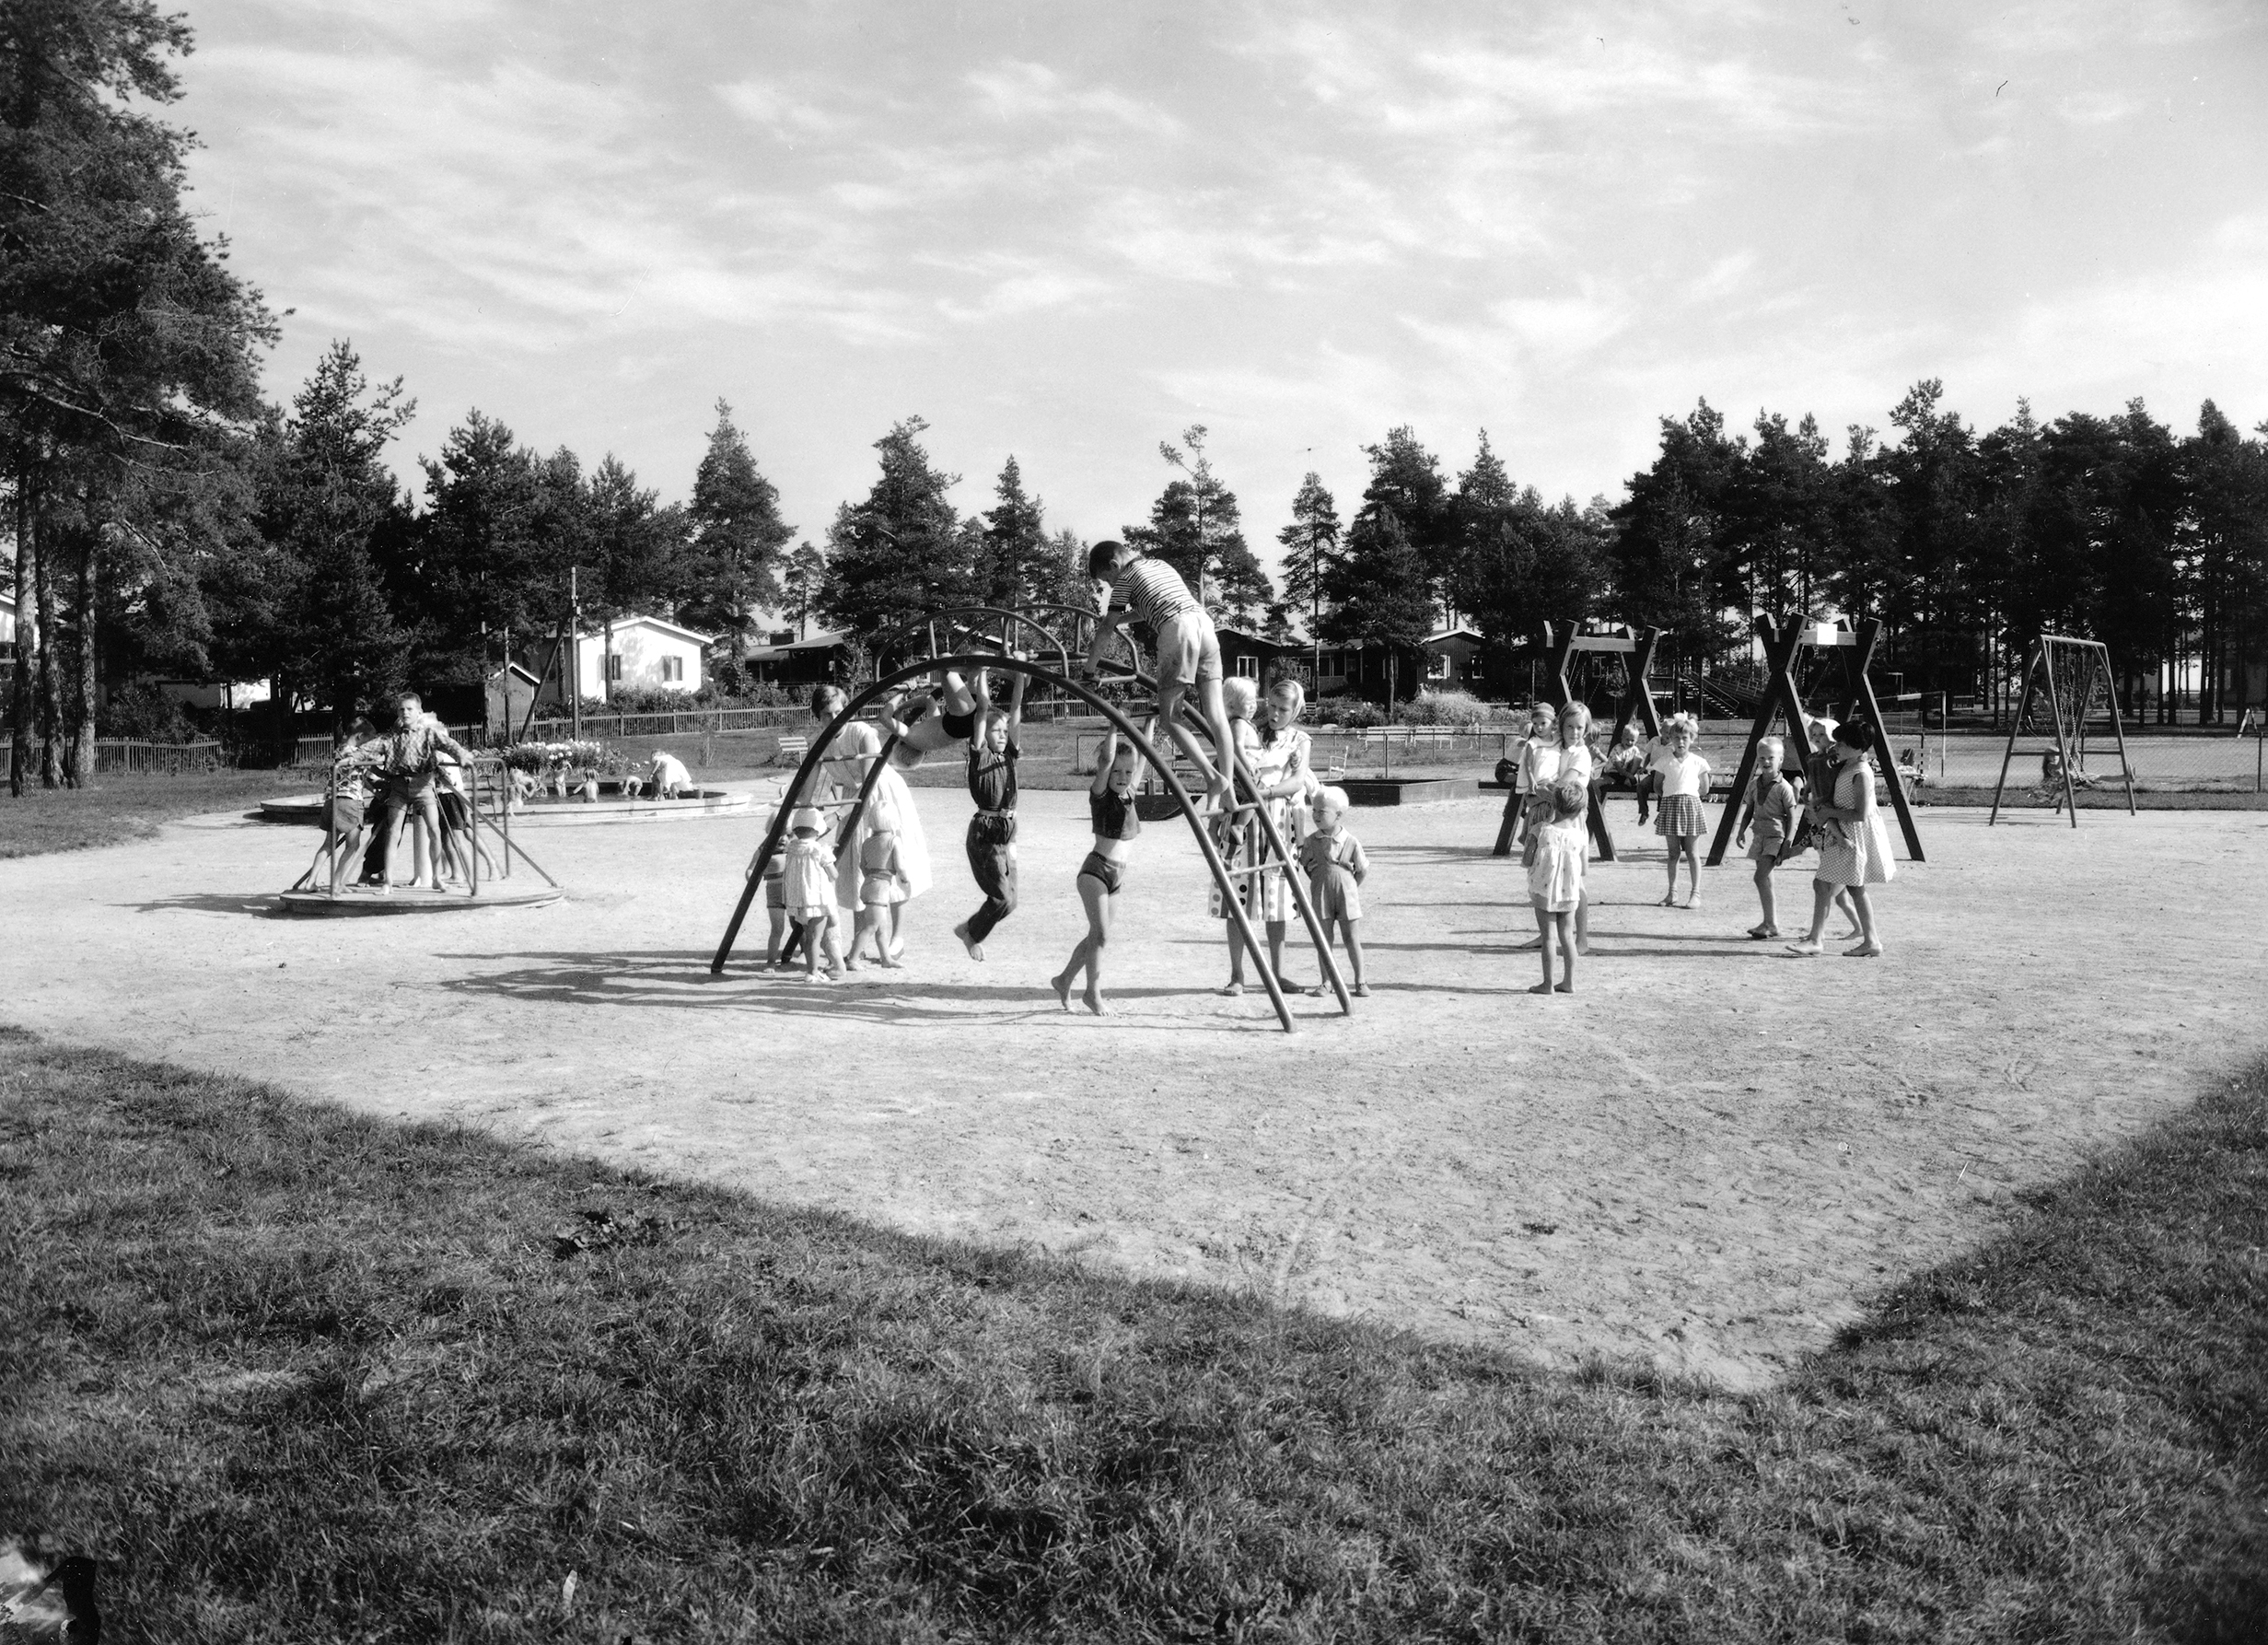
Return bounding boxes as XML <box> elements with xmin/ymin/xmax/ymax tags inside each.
<box><xmin>1082</xmin><ymin>538</ymin><xmax>1237</xmax><ymax>808</ymax></box>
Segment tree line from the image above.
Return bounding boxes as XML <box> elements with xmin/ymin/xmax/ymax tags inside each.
<box><xmin>11</xmin><ymin>4</ymin><xmax>2266</xmax><ymax>800</ymax></box>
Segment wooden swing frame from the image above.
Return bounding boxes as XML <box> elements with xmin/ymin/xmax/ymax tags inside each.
<box><xmin>1491</xmin><ymin>621</ymin><xmax>1665</xmax><ymax>861</ymax></box>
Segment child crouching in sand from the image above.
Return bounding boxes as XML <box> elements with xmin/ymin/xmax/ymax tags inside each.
<box><xmin>1296</xmin><ymin>785</ymin><xmax>1369</xmax><ymax>998</ymax></box>
<box><xmin>1529</xmin><ymin>773</ymin><xmax>1588</xmax><ymax>994</ymax></box>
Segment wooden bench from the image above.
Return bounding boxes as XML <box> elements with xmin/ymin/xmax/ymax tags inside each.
<box><xmin>773</xmin><ymin>734</ymin><xmax>809</xmax><ymax>766</ymax></box>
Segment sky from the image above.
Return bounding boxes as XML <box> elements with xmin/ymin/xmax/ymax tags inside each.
<box><xmin>178</xmin><ymin>0</ymin><xmax>2268</xmax><ymax>583</ymax></box>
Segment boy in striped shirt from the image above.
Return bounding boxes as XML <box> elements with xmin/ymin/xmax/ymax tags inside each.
<box><xmin>1083</xmin><ymin>539</ymin><xmax>1236</xmax><ymax>807</ymax></box>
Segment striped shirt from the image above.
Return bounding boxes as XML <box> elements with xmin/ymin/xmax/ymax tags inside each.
<box><xmin>1106</xmin><ymin>555</ymin><xmax>1201</xmax><ymax>630</ymax></box>
<box><xmin>371</xmin><ymin>719</ymin><xmax>473</xmax><ymax>781</ymax></box>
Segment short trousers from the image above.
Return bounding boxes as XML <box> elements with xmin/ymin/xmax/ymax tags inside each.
<box><xmin>1078</xmin><ymin>850</ymin><xmax>1126</xmax><ymax>895</ymax></box>
<box><xmin>323</xmin><ymin>794</ymin><xmax>365</xmax><ymax>835</ymax></box>
<box><xmin>1153</xmin><ymin>609</ymin><xmax>1223</xmax><ymax>689</ymax></box>
<box><xmin>437</xmin><ymin>791</ymin><xmax>471</xmax><ymax>831</ymax></box>
<box><xmin>967</xmin><ymin>809</ymin><xmax>1017</xmax><ymax>846</ymax></box>
<box><xmin>859</xmin><ymin>873</ymin><xmax>903</xmax><ymax>907</ymax></box>
<box><xmin>942</xmin><ymin>707</ymin><xmax>977</xmax><ymax>741</ymax></box>
<box><xmin>1744</xmin><ymin>833</ymin><xmax>1782</xmax><ymax>862</ymax></box>
<box><xmin>764</xmin><ymin>875</ymin><xmax>786</xmax><ymax>909</ymax></box>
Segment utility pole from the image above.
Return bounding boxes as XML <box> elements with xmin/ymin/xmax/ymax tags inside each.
<box><xmin>569</xmin><ymin>566</ymin><xmax>583</xmax><ymax>744</ymax></box>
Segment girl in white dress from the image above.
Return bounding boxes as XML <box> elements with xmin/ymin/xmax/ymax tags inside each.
<box><xmin>1785</xmin><ymin>719</ymin><xmax>1894</xmax><ymax>958</ymax></box>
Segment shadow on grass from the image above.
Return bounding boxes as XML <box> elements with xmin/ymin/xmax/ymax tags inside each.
<box><xmin>2</xmin><ymin>1028</ymin><xmax>2262</xmax><ymax>1642</ymax></box>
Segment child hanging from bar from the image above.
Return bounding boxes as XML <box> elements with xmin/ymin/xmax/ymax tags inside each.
<box><xmin>1083</xmin><ymin>539</ymin><xmax>1237</xmax><ymax>809</ymax></box>
<box><xmin>1051</xmin><ymin>729</ymin><xmax>1140</xmax><ymax>1016</ymax></box>
<box><xmin>954</xmin><ymin>671</ymin><xmax>1024</xmax><ymax>961</ymax></box>
<box><xmin>887</xmin><ymin>666</ymin><xmax>990</xmax><ymax>770</ymax></box>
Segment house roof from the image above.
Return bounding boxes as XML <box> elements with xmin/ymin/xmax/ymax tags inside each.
<box><xmin>488</xmin><ymin>661</ymin><xmax>543</xmax><ymax>684</ymax></box>
<box><xmin>744</xmin><ymin>628</ymin><xmax>850</xmax><ymax>662</ymax></box>
<box><xmin>1422</xmin><ymin>628</ymin><xmax>1487</xmax><ymax>647</ymax></box>
<box><xmin>578</xmin><ymin>612</ymin><xmax>716</xmax><ymax>647</ymax></box>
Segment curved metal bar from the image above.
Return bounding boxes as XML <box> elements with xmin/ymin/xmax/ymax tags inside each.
<box><xmin>1016</xmin><ymin>601</ymin><xmax>1146</xmax><ymax>681</ymax></box>
<box><xmin>708</xmin><ymin>653</ymin><xmax>1300</xmax><ymax>1032</ymax></box>
<box><xmin>869</xmin><ymin>605</ymin><xmax>1076</xmax><ymax>677</ymax></box>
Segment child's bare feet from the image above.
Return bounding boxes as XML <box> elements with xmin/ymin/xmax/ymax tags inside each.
<box><xmin>1083</xmin><ymin>988</ymin><xmax>1109</xmax><ymax>1016</ymax></box>
<box><xmin>1516</xmin><ymin>937</ymin><xmax>1543</xmax><ymax>951</ymax></box>
<box><xmin>1050</xmin><ymin>971</ymin><xmax>1073</xmax><ymax>1009</ymax></box>
<box><xmin>1843</xmin><ymin>941</ymin><xmax>1884</xmax><ymax>958</ymax></box>
<box><xmin>953</xmin><ymin>921</ymin><xmax>983</xmax><ymax>961</ymax></box>
<box><xmin>1217</xmin><ymin>981</ymin><xmax>1244</xmax><ymax>998</ymax></box>
<box><xmin>1657</xmin><ymin>893</ymin><xmax>1677</xmax><ymax>907</ymax></box>
<box><xmin>1351</xmin><ymin>982</ymin><xmax>1371</xmax><ymax>998</ymax></box>
<box><xmin>1783</xmin><ymin>939</ymin><xmax>1823</xmax><ymax>956</ymax></box>
<box><xmin>1576</xmin><ymin>940</ymin><xmax>1595</xmax><ymax>957</ymax></box>
<box><xmin>1554</xmin><ymin>981</ymin><xmax>1573</xmax><ymax>993</ymax></box>
<box><xmin>1529</xmin><ymin>982</ymin><xmax>1554</xmax><ymax>995</ymax></box>
<box><xmin>877</xmin><ymin>954</ymin><xmax>903</xmax><ymax>969</ymax></box>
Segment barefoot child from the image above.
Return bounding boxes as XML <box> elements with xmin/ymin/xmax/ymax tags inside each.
<box><xmin>1800</xmin><ymin>717</ymin><xmax>1862</xmax><ymax>939</ymax></box>
<box><xmin>1529</xmin><ymin>773</ymin><xmax>1588</xmax><ymax>994</ymax></box>
<box><xmin>1214</xmin><ymin>677</ymin><xmax>1294</xmax><ymax>997</ymax></box>
<box><xmin>848</xmin><ymin>797</ymin><xmax>910</xmax><ymax>970</ymax></box>
<box><xmin>1085</xmin><ymin>540</ymin><xmax>1237</xmax><ymax>808</ymax></box>
<box><xmin>1785</xmin><ymin>719</ymin><xmax>1895</xmax><ymax>959</ymax></box>
<box><xmin>1513</xmin><ymin>703</ymin><xmax>1558</xmax><ymax>852</ymax></box>
<box><xmin>1734</xmin><ymin>736</ymin><xmax>1796</xmax><ymax>939</ymax></box>
<box><xmin>761</xmin><ymin>807</ymin><xmax>797</xmax><ymax>967</ymax></box>
<box><xmin>1647</xmin><ymin>713</ymin><xmax>1711</xmax><ymax>907</ymax></box>
<box><xmin>1296</xmin><ymin>785</ymin><xmax>1370</xmax><ymax>998</ymax></box>
<box><xmin>780</xmin><ymin>808</ymin><xmax>845</xmax><ymax>979</ymax></box>
<box><xmin>1051</xmin><ymin>729</ymin><xmax>1140</xmax><ymax>1016</ymax></box>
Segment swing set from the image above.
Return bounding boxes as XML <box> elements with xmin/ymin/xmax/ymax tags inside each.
<box><xmin>1704</xmin><ymin>614</ymin><xmax>1926</xmax><ymax>869</ymax></box>
<box><xmin>1491</xmin><ymin>621</ymin><xmax>1665</xmax><ymax>861</ymax></box>
<box><xmin>709</xmin><ymin>604</ymin><xmax>1352</xmax><ymax>1033</ymax></box>
<box><xmin>1988</xmin><ymin>634</ymin><xmax>2136</xmax><ymax>825</ymax></box>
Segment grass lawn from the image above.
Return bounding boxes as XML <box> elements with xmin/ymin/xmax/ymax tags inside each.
<box><xmin>2</xmin><ymin>1032</ymin><xmax>2262</xmax><ymax>1641</ymax></box>
<box><xmin>0</xmin><ymin>770</ymin><xmax>291</xmax><ymax>859</ymax></box>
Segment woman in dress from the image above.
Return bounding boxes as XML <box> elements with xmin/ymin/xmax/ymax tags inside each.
<box><xmin>808</xmin><ymin>683</ymin><xmax>933</xmax><ymax>958</ymax></box>
<box><xmin>1785</xmin><ymin>718</ymin><xmax>1893</xmax><ymax>958</ymax></box>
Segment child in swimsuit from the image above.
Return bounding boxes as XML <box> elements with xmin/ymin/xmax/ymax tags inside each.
<box><xmin>779</xmin><ymin>807</ymin><xmax>845</xmax><ymax>980</ymax></box>
<box><xmin>848</xmin><ymin>795</ymin><xmax>909</xmax><ymax>970</ymax></box>
<box><xmin>1051</xmin><ymin>729</ymin><xmax>1140</xmax><ymax>1016</ymax></box>
<box><xmin>1296</xmin><ymin>784</ymin><xmax>1370</xmax><ymax>998</ymax></box>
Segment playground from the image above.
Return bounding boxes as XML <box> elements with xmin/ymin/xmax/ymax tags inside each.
<box><xmin>4</xmin><ymin>784</ymin><xmax>2262</xmax><ymax>1389</ymax></box>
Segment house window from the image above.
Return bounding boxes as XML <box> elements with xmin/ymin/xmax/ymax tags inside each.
<box><xmin>660</xmin><ymin>657</ymin><xmax>683</xmax><ymax>682</ymax></box>
<box><xmin>1428</xmin><ymin>652</ymin><xmax>1450</xmax><ymax>680</ymax></box>
<box><xmin>1235</xmin><ymin>654</ymin><xmax>1259</xmax><ymax>680</ymax></box>
<box><xmin>606</xmin><ymin>655</ymin><xmax>623</xmax><ymax>682</ymax></box>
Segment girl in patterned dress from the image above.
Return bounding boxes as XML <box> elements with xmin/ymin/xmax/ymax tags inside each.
<box><xmin>1296</xmin><ymin>785</ymin><xmax>1370</xmax><ymax>998</ymax></box>
<box><xmin>1212</xmin><ymin>677</ymin><xmax>1297</xmax><ymax>996</ymax></box>
<box><xmin>1785</xmin><ymin>719</ymin><xmax>1895</xmax><ymax>958</ymax></box>
<box><xmin>1646</xmin><ymin>713</ymin><xmax>1712</xmax><ymax>908</ymax></box>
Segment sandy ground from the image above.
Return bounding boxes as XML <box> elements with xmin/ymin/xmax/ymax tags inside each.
<box><xmin>3</xmin><ymin>784</ymin><xmax>2262</xmax><ymax>1389</ymax></box>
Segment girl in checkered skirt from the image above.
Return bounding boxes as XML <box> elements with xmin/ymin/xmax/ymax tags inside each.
<box><xmin>1646</xmin><ymin>713</ymin><xmax>1713</xmax><ymax>908</ymax></box>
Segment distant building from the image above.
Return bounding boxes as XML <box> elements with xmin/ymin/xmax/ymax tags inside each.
<box><xmin>1419</xmin><ymin>628</ymin><xmax>1500</xmax><ymax>694</ymax></box>
<box><xmin>574</xmin><ymin>614</ymin><xmax>715</xmax><ymax>700</ymax></box>
<box><xmin>744</xmin><ymin>628</ymin><xmax>856</xmax><ymax>688</ymax></box>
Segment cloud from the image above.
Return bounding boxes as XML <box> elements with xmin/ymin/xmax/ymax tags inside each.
<box><xmin>967</xmin><ymin>61</ymin><xmax>1181</xmax><ymax>135</ymax></box>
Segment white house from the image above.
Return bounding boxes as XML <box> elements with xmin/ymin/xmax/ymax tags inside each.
<box><xmin>574</xmin><ymin>614</ymin><xmax>715</xmax><ymax>701</ymax></box>
<box><xmin>0</xmin><ymin>589</ymin><xmax>14</xmax><ymax>663</ymax></box>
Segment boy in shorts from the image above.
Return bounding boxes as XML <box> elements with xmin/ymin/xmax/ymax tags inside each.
<box><xmin>1083</xmin><ymin>539</ymin><xmax>1236</xmax><ymax>807</ymax></box>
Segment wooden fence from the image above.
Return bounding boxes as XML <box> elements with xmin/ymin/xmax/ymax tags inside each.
<box><xmin>0</xmin><ymin>737</ymin><xmax>228</xmax><ymax>775</ymax></box>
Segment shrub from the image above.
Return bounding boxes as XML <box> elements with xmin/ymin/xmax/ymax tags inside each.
<box><xmin>99</xmin><ymin>683</ymin><xmax>202</xmax><ymax>743</ymax></box>
<box><xmin>1311</xmin><ymin>697</ymin><xmax>1385</xmax><ymax>729</ymax></box>
<box><xmin>1398</xmin><ymin>689</ymin><xmax>1491</xmax><ymax>729</ymax></box>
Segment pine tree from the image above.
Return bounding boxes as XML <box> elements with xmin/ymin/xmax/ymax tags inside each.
<box><xmin>679</xmin><ymin>400</ymin><xmax>792</xmax><ymax>654</ymax></box>
<box><xmin>1132</xmin><ymin>426</ymin><xmax>1273</xmax><ymax>628</ymax></box>
<box><xmin>977</xmin><ymin>455</ymin><xmax>1054</xmax><ymax>609</ymax></box>
<box><xmin>1449</xmin><ymin>433</ymin><xmax>1606</xmax><ymax>650</ymax></box>
<box><xmin>1275</xmin><ymin>472</ymin><xmax>1341</xmax><ymax>643</ymax></box>
<box><xmin>820</xmin><ymin>416</ymin><xmax>975</xmax><ymax>646</ymax></box>
<box><xmin>1321</xmin><ymin>508</ymin><xmax>1435</xmax><ymax>706</ymax></box>
<box><xmin>1</xmin><ymin>0</ymin><xmax>273</xmax><ymax>789</ymax></box>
